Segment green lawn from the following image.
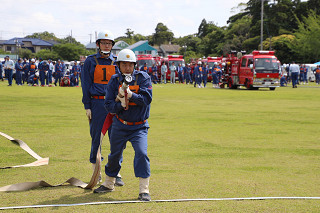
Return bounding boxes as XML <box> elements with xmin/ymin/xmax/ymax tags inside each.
<box><xmin>0</xmin><ymin>81</ymin><xmax>320</xmax><ymax>212</ymax></box>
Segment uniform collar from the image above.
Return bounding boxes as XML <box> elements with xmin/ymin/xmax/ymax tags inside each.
<box><xmin>97</xmin><ymin>51</ymin><xmax>114</xmax><ymax>61</ymax></box>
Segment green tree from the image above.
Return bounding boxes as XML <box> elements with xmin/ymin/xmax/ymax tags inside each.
<box><xmin>152</xmin><ymin>23</ymin><xmax>174</xmax><ymax>46</ymax></box>
<box><xmin>35</xmin><ymin>49</ymin><xmax>60</xmax><ymax>61</ymax></box>
<box><xmin>26</xmin><ymin>31</ymin><xmax>59</xmax><ymax>41</ymax></box>
<box><xmin>19</xmin><ymin>48</ymin><xmax>35</xmax><ymax>59</ymax></box>
<box><xmin>263</xmin><ymin>34</ymin><xmax>295</xmax><ymax>63</ymax></box>
<box><xmin>53</xmin><ymin>43</ymin><xmax>87</xmax><ymax>61</ymax></box>
<box><xmin>289</xmin><ymin>10</ymin><xmax>320</xmax><ymax>62</ymax></box>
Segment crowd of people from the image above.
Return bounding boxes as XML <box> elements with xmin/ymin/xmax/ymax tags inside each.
<box><xmin>0</xmin><ymin>56</ymin><xmax>82</xmax><ymax>87</ymax></box>
<box><xmin>139</xmin><ymin>61</ymin><xmax>224</xmax><ymax>88</ymax></box>
<box><xmin>281</xmin><ymin>63</ymin><xmax>320</xmax><ymax>88</ymax></box>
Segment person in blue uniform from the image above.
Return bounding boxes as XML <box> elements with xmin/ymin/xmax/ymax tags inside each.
<box><xmin>71</xmin><ymin>61</ymin><xmax>81</xmax><ymax>74</ymax></box>
<box><xmin>93</xmin><ymin>49</ymin><xmax>152</xmax><ymax>202</ymax></box>
<box><xmin>280</xmin><ymin>73</ymin><xmax>287</xmax><ymax>86</ymax></box>
<box><xmin>22</xmin><ymin>58</ymin><xmax>29</xmax><ymax>84</ymax></box>
<box><xmin>202</xmin><ymin>63</ymin><xmax>208</xmax><ymax>87</ymax></box>
<box><xmin>150</xmin><ymin>63</ymin><xmax>158</xmax><ymax>84</ymax></box>
<box><xmin>28</xmin><ymin>59</ymin><xmax>37</xmax><ymax>77</ymax></box>
<box><xmin>0</xmin><ymin>61</ymin><xmax>3</xmax><ymax>81</ymax></box>
<box><xmin>27</xmin><ymin>72</ymin><xmax>39</xmax><ymax>86</ymax></box>
<box><xmin>39</xmin><ymin>60</ymin><xmax>49</xmax><ymax>86</ymax></box>
<box><xmin>54</xmin><ymin>60</ymin><xmax>63</xmax><ymax>86</ymax></box>
<box><xmin>212</xmin><ymin>64</ymin><xmax>220</xmax><ymax>88</ymax></box>
<box><xmin>70</xmin><ymin>71</ymin><xmax>79</xmax><ymax>86</ymax></box>
<box><xmin>81</xmin><ymin>30</ymin><xmax>123</xmax><ymax>186</ymax></box>
<box><xmin>177</xmin><ymin>63</ymin><xmax>184</xmax><ymax>83</ymax></box>
<box><xmin>140</xmin><ymin>63</ymin><xmax>149</xmax><ymax>73</ymax></box>
<box><xmin>15</xmin><ymin>58</ymin><xmax>23</xmax><ymax>85</ymax></box>
<box><xmin>193</xmin><ymin>61</ymin><xmax>203</xmax><ymax>88</ymax></box>
<box><xmin>184</xmin><ymin>64</ymin><xmax>191</xmax><ymax>84</ymax></box>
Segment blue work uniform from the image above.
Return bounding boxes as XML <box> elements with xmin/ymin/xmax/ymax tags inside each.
<box><xmin>54</xmin><ymin>63</ymin><xmax>63</xmax><ymax>86</ymax></box>
<box><xmin>184</xmin><ymin>66</ymin><xmax>191</xmax><ymax>84</ymax></box>
<box><xmin>104</xmin><ymin>70</ymin><xmax>152</xmax><ymax>178</ymax></box>
<box><xmin>280</xmin><ymin>75</ymin><xmax>287</xmax><ymax>86</ymax></box>
<box><xmin>15</xmin><ymin>61</ymin><xmax>23</xmax><ymax>85</ymax></box>
<box><xmin>151</xmin><ymin>65</ymin><xmax>158</xmax><ymax>84</ymax></box>
<box><xmin>177</xmin><ymin>66</ymin><xmax>184</xmax><ymax>83</ymax></box>
<box><xmin>212</xmin><ymin>67</ymin><xmax>220</xmax><ymax>85</ymax></box>
<box><xmin>70</xmin><ymin>72</ymin><xmax>79</xmax><ymax>86</ymax></box>
<box><xmin>81</xmin><ymin>51</ymin><xmax>119</xmax><ymax>164</ymax></box>
<box><xmin>28</xmin><ymin>63</ymin><xmax>37</xmax><ymax>76</ymax></box>
<box><xmin>27</xmin><ymin>74</ymin><xmax>39</xmax><ymax>85</ymax></box>
<box><xmin>39</xmin><ymin>63</ymin><xmax>49</xmax><ymax>86</ymax></box>
<box><xmin>22</xmin><ymin>61</ymin><xmax>29</xmax><ymax>84</ymax></box>
<box><xmin>0</xmin><ymin>63</ymin><xmax>3</xmax><ymax>80</ymax></box>
<box><xmin>140</xmin><ymin>65</ymin><xmax>149</xmax><ymax>73</ymax></box>
<box><xmin>71</xmin><ymin>64</ymin><xmax>81</xmax><ymax>74</ymax></box>
<box><xmin>202</xmin><ymin>66</ymin><xmax>208</xmax><ymax>87</ymax></box>
<box><xmin>193</xmin><ymin>65</ymin><xmax>202</xmax><ymax>86</ymax></box>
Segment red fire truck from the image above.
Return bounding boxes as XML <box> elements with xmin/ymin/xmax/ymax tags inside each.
<box><xmin>136</xmin><ymin>54</ymin><xmax>155</xmax><ymax>73</ymax></box>
<box><xmin>166</xmin><ymin>55</ymin><xmax>185</xmax><ymax>81</ymax></box>
<box><xmin>222</xmin><ymin>50</ymin><xmax>280</xmax><ymax>90</ymax></box>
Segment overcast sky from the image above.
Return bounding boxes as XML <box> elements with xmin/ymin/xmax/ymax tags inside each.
<box><xmin>1</xmin><ymin>0</ymin><xmax>246</xmax><ymax>45</ymax></box>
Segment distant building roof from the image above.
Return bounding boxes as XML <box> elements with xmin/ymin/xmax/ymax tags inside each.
<box><xmin>160</xmin><ymin>44</ymin><xmax>180</xmax><ymax>53</ymax></box>
<box><xmin>3</xmin><ymin>37</ymin><xmax>53</xmax><ymax>46</ymax></box>
<box><xmin>86</xmin><ymin>42</ymin><xmax>96</xmax><ymax>49</ymax></box>
<box><xmin>45</xmin><ymin>39</ymin><xmax>60</xmax><ymax>45</ymax></box>
<box><xmin>127</xmin><ymin>40</ymin><xmax>148</xmax><ymax>50</ymax></box>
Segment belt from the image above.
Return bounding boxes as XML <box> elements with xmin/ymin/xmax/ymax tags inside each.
<box><xmin>92</xmin><ymin>95</ymin><xmax>105</xmax><ymax>99</ymax></box>
<box><xmin>116</xmin><ymin>115</ymin><xmax>146</xmax><ymax>126</ymax></box>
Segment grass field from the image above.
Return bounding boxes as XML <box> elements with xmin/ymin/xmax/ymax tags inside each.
<box><xmin>0</xmin><ymin>80</ymin><xmax>320</xmax><ymax>212</ymax></box>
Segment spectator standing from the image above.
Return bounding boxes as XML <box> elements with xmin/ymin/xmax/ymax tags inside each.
<box><xmin>169</xmin><ymin>62</ymin><xmax>176</xmax><ymax>84</ymax></box>
<box><xmin>289</xmin><ymin>62</ymin><xmax>300</xmax><ymax>88</ymax></box>
<box><xmin>4</xmin><ymin>56</ymin><xmax>14</xmax><ymax>86</ymax></box>
<box><xmin>160</xmin><ymin>62</ymin><xmax>167</xmax><ymax>84</ymax></box>
<box><xmin>48</xmin><ymin>59</ymin><xmax>54</xmax><ymax>85</ymax></box>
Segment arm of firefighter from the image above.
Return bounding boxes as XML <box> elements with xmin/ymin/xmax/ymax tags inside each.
<box><xmin>81</xmin><ymin>58</ymin><xmax>93</xmax><ymax>110</ymax></box>
<box><xmin>128</xmin><ymin>74</ymin><xmax>152</xmax><ymax>106</ymax></box>
<box><xmin>105</xmin><ymin>76</ymin><xmax>124</xmax><ymax>113</ymax></box>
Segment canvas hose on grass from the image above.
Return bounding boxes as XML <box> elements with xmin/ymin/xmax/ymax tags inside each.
<box><xmin>0</xmin><ymin>114</ymin><xmax>114</xmax><ymax>192</ymax></box>
<box><xmin>1</xmin><ymin>115</ymin><xmax>320</xmax><ymax>210</ymax></box>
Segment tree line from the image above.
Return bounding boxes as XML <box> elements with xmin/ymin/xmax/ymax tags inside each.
<box><xmin>8</xmin><ymin>0</ymin><xmax>320</xmax><ymax>63</ymax></box>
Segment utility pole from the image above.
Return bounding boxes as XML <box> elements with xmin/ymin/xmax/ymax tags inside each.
<box><xmin>260</xmin><ymin>0</ymin><xmax>264</xmax><ymax>50</ymax></box>
<box><xmin>89</xmin><ymin>33</ymin><xmax>92</xmax><ymax>43</ymax></box>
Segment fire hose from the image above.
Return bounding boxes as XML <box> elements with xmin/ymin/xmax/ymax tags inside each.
<box><xmin>0</xmin><ymin>113</ymin><xmax>114</xmax><ymax>192</ymax></box>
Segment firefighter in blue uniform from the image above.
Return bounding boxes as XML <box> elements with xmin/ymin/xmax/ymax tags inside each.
<box><xmin>93</xmin><ymin>49</ymin><xmax>152</xmax><ymax>202</ymax></box>
<box><xmin>151</xmin><ymin>63</ymin><xmax>158</xmax><ymax>84</ymax></box>
<box><xmin>70</xmin><ymin>71</ymin><xmax>79</xmax><ymax>86</ymax></box>
<box><xmin>184</xmin><ymin>64</ymin><xmax>191</xmax><ymax>84</ymax></box>
<box><xmin>81</xmin><ymin>30</ymin><xmax>123</xmax><ymax>186</ymax></box>
<box><xmin>28</xmin><ymin>72</ymin><xmax>39</xmax><ymax>86</ymax></box>
<box><xmin>28</xmin><ymin>59</ymin><xmax>37</xmax><ymax>77</ymax></box>
<box><xmin>39</xmin><ymin>60</ymin><xmax>49</xmax><ymax>86</ymax></box>
<box><xmin>193</xmin><ymin>61</ymin><xmax>203</xmax><ymax>88</ymax></box>
<box><xmin>202</xmin><ymin>63</ymin><xmax>208</xmax><ymax>87</ymax></box>
<box><xmin>15</xmin><ymin>58</ymin><xmax>23</xmax><ymax>85</ymax></box>
<box><xmin>22</xmin><ymin>58</ymin><xmax>29</xmax><ymax>84</ymax></box>
<box><xmin>54</xmin><ymin>60</ymin><xmax>63</xmax><ymax>86</ymax></box>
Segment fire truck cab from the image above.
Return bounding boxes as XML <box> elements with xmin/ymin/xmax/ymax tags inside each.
<box><xmin>166</xmin><ymin>55</ymin><xmax>185</xmax><ymax>81</ymax></box>
<box><xmin>226</xmin><ymin>50</ymin><xmax>280</xmax><ymax>90</ymax></box>
<box><xmin>136</xmin><ymin>54</ymin><xmax>156</xmax><ymax>73</ymax></box>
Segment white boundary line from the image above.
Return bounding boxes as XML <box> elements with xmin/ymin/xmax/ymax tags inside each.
<box><xmin>1</xmin><ymin>197</ymin><xmax>320</xmax><ymax>210</ymax></box>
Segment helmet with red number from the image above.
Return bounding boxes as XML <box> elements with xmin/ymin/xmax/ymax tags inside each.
<box><xmin>96</xmin><ymin>30</ymin><xmax>115</xmax><ymax>45</ymax></box>
<box><xmin>117</xmin><ymin>49</ymin><xmax>136</xmax><ymax>63</ymax></box>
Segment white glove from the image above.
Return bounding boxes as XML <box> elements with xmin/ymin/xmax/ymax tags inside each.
<box><xmin>118</xmin><ymin>87</ymin><xmax>133</xmax><ymax>99</ymax></box>
<box><xmin>85</xmin><ymin>109</ymin><xmax>92</xmax><ymax>121</ymax></box>
<box><xmin>116</xmin><ymin>95</ymin><xmax>126</xmax><ymax>108</ymax></box>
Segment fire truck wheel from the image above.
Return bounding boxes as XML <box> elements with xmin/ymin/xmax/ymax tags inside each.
<box><xmin>245</xmin><ymin>79</ymin><xmax>252</xmax><ymax>90</ymax></box>
<box><xmin>270</xmin><ymin>87</ymin><xmax>276</xmax><ymax>91</ymax></box>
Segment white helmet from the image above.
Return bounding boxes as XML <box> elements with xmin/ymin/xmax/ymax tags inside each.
<box><xmin>117</xmin><ymin>49</ymin><xmax>136</xmax><ymax>63</ymax></box>
<box><xmin>96</xmin><ymin>30</ymin><xmax>114</xmax><ymax>43</ymax></box>
<box><xmin>31</xmin><ymin>58</ymin><xmax>35</xmax><ymax>62</ymax></box>
<box><xmin>35</xmin><ymin>72</ymin><xmax>39</xmax><ymax>77</ymax></box>
<box><xmin>214</xmin><ymin>62</ymin><xmax>218</xmax><ymax>65</ymax></box>
<box><xmin>198</xmin><ymin>61</ymin><xmax>202</xmax><ymax>65</ymax></box>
